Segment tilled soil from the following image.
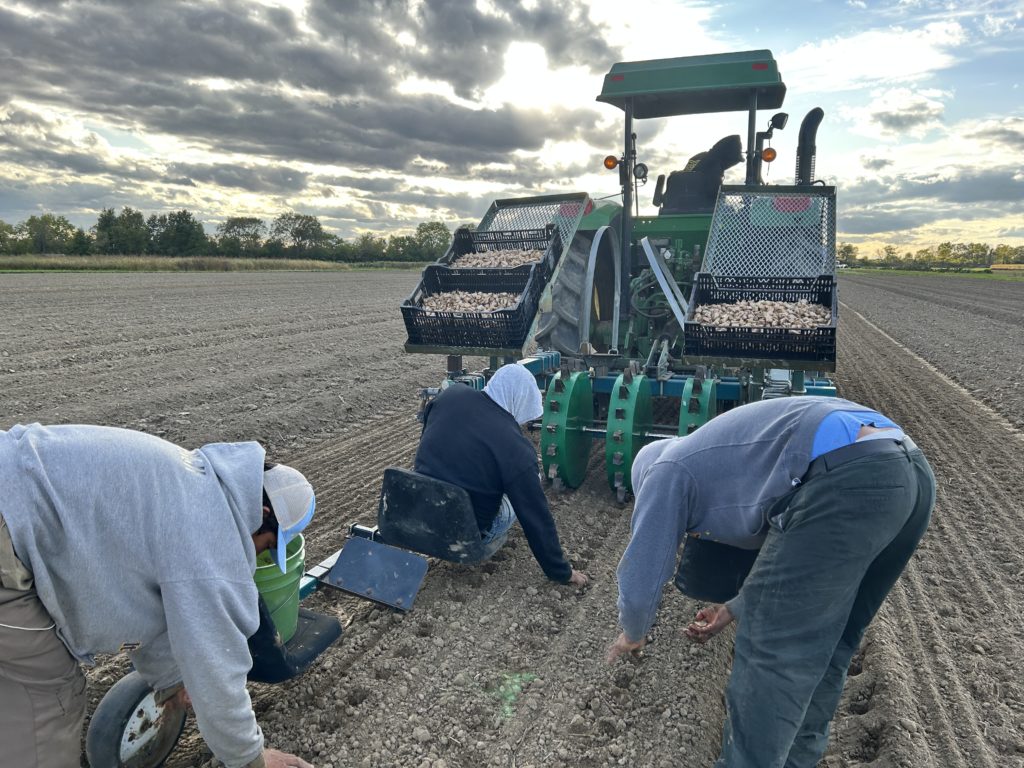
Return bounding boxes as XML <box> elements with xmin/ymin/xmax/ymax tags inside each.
<box><xmin>837</xmin><ymin>273</ymin><xmax>1024</xmax><ymax>430</ymax></box>
<box><xmin>0</xmin><ymin>270</ymin><xmax>1021</xmax><ymax>768</ymax></box>
<box><xmin>0</xmin><ymin>271</ymin><xmax>442</xmax><ymax>453</ymax></box>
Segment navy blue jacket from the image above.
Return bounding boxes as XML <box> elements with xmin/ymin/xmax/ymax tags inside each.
<box><xmin>414</xmin><ymin>384</ymin><xmax>572</xmax><ymax>582</ymax></box>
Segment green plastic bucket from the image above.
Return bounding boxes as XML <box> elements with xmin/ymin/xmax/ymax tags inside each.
<box><xmin>254</xmin><ymin>534</ymin><xmax>305</xmax><ymax>643</ymax></box>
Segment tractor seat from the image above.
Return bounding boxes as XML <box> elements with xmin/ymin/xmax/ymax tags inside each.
<box><xmin>659</xmin><ymin>134</ymin><xmax>743</xmax><ymax>215</ymax></box>
<box><xmin>377</xmin><ymin>467</ymin><xmax>507</xmax><ymax>564</ymax></box>
<box><xmin>660</xmin><ymin>170</ymin><xmax>721</xmax><ymax>214</ymax></box>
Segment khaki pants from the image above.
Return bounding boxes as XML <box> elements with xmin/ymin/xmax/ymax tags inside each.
<box><xmin>0</xmin><ymin>518</ymin><xmax>87</xmax><ymax>768</ymax></box>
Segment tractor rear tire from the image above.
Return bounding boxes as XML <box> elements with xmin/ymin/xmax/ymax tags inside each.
<box><xmin>534</xmin><ymin>231</ymin><xmax>594</xmax><ymax>355</ymax></box>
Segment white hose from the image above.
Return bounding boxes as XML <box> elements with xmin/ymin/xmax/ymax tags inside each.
<box><xmin>0</xmin><ymin>620</ymin><xmax>56</xmax><ymax>631</ymax></box>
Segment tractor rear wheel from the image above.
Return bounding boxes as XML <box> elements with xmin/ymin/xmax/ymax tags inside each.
<box><xmin>535</xmin><ymin>228</ymin><xmax>622</xmax><ymax>356</ymax></box>
<box><xmin>534</xmin><ymin>231</ymin><xmax>593</xmax><ymax>355</ymax></box>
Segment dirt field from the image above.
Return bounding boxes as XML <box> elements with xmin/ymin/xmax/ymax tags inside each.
<box><xmin>0</xmin><ymin>270</ymin><xmax>1021</xmax><ymax>768</ymax></box>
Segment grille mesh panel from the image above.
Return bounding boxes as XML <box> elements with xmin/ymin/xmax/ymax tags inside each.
<box><xmin>701</xmin><ymin>186</ymin><xmax>836</xmax><ymax>277</ymax></box>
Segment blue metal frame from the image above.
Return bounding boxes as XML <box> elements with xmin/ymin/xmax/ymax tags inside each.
<box><xmin>587</xmin><ymin>373</ymin><xmax>746</xmax><ymax>401</ymax></box>
<box><xmin>533</xmin><ymin>369</ymin><xmax>828</xmax><ymax>408</ymax></box>
<box><xmin>520</xmin><ymin>351</ymin><xmax>561</xmax><ymax>376</ymax></box>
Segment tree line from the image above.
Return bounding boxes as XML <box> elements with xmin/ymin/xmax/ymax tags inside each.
<box><xmin>839</xmin><ymin>242</ymin><xmax>1024</xmax><ymax>269</ymax></box>
<box><xmin>0</xmin><ymin>208</ymin><xmax>452</xmax><ymax>263</ymax></box>
<box><xmin>2</xmin><ymin>208</ymin><xmax>1022</xmax><ymax>268</ymax></box>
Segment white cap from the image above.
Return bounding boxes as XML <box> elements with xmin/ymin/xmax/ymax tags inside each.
<box><xmin>263</xmin><ymin>464</ymin><xmax>316</xmax><ymax>572</ymax></box>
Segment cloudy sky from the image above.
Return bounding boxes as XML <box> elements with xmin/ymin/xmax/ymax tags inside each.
<box><xmin>1</xmin><ymin>0</ymin><xmax>1021</xmax><ymax>252</ymax></box>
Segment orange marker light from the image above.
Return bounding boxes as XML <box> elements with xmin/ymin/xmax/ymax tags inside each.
<box><xmin>603</xmin><ymin>155</ymin><xmax>619</xmax><ymax>170</ymax></box>
<box><xmin>762</xmin><ymin>147</ymin><xmax>777</xmax><ymax>163</ymax></box>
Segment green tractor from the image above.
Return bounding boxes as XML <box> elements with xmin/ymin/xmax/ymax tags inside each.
<box><xmin>402</xmin><ymin>49</ymin><xmax>838</xmax><ymax>501</ymax></box>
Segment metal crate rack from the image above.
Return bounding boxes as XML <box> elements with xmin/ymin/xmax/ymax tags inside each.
<box><xmin>477</xmin><ymin>193</ymin><xmax>589</xmax><ymax>267</ymax></box>
<box><xmin>701</xmin><ymin>185</ymin><xmax>837</xmax><ymax>277</ymax></box>
<box><xmin>401</xmin><ymin>193</ymin><xmax>590</xmax><ymax>356</ymax></box>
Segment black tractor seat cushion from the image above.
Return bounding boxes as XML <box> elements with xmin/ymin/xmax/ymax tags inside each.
<box><xmin>660</xmin><ymin>135</ymin><xmax>743</xmax><ymax>215</ymax></box>
<box><xmin>377</xmin><ymin>467</ymin><xmax>506</xmax><ymax>563</ymax></box>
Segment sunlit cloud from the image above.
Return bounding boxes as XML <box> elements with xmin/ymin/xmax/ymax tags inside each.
<box><xmin>0</xmin><ymin>0</ymin><xmax>1019</xmax><ymax>247</ymax></box>
<box><xmin>783</xmin><ymin>21</ymin><xmax>965</xmax><ymax>94</ymax></box>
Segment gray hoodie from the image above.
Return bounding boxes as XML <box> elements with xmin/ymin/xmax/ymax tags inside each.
<box><xmin>616</xmin><ymin>397</ymin><xmax>885</xmax><ymax>641</ymax></box>
<box><xmin>0</xmin><ymin>424</ymin><xmax>266</xmax><ymax>768</ymax></box>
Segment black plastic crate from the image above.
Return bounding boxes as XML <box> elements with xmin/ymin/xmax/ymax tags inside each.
<box><xmin>441</xmin><ymin>226</ymin><xmax>562</xmax><ymax>284</ymax></box>
<box><xmin>683</xmin><ymin>273</ymin><xmax>837</xmax><ymax>363</ymax></box>
<box><xmin>446</xmin><ymin>225</ymin><xmax>555</xmax><ymax>260</ymax></box>
<box><xmin>402</xmin><ymin>264</ymin><xmax>542</xmax><ymax>348</ymax></box>
<box><xmin>421</xmin><ymin>263</ymin><xmax>534</xmax><ymax>294</ymax></box>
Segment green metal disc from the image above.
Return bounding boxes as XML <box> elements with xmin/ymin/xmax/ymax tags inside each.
<box><xmin>605</xmin><ymin>371</ymin><xmax>652</xmax><ymax>497</ymax></box>
<box><xmin>541</xmin><ymin>371</ymin><xmax>594</xmax><ymax>489</ymax></box>
<box><xmin>678</xmin><ymin>377</ymin><xmax>718</xmax><ymax>435</ymax></box>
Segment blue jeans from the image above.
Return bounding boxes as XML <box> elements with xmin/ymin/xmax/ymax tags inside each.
<box><xmin>716</xmin><ymin>444</ymin><xmax>935</xmax><ymax>768</ymax></box>
<box><xmin>481</xmin><ymin>496</ymin><xmax>516</xmax><ymax>544</ymax></box>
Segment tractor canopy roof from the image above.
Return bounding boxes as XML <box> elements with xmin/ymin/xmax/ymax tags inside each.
<box><xmin>597</xmin><ymin>49</ymin><xmax>786</xmax><ymax>118</ymax></box>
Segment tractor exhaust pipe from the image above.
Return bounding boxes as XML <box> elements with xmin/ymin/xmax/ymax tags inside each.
<box><xmin>795</xmin><ymin>107</ymin><xmax>824</xmax><ymax>185</ymax></box>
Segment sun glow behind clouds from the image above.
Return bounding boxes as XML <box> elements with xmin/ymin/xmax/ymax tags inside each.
<box><xmin>524</xmin><ymin>138</ymin><xmax>601</xmax><ymax>168</ymax></box>
<box><xmin>480</xmin><ymin>43</ymin><xmax>598</xmax><ymax>112</ymax></box>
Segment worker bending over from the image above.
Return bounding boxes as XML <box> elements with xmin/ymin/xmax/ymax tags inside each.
<box><xmin>0</xmin><ymin>423</ymin><xmax>316</xmax><ymax>768</ymax></box>
<box><xmin>607</xmin><ymin>396</ymin><xmax>935</xmax><ymax>768</ymax></box>
<box><xmin>415</xmin><ymin>364</ymin><xmax>588</xmax><ymax>587</ymax></box>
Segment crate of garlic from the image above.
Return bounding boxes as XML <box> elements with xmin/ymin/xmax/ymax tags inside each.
<box><xmin>451</xmin><ymin>248</ymin><xmax>545</xmax><ymax>269</ymax></box>
<box><xmin>683</xmin><ymin>273</ymin><xmax>837</xmax><ymax>364</ymax></box>
<box><xmin>441</xmin><ymin>226</ymin><xmax>562</xmax><ymax>283</ymax></box>
<box><xmin>401</xmin><ymin>226</ymin><xmax>561</xmax><ymax>349</ymax></box>
<box><xmin>691</xmin><ymin>298</ymin><xmax>831</xmax><ymax>329</ymax></box>
<box><xmin>419</xmin><ymin>291</ymin><xmax>521</xmax><ymax>313</ymax></box>
<box><xmin>401</xmin><ymin>265</ymin><xmax>542</xmax><ymax>349</ymax></box>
